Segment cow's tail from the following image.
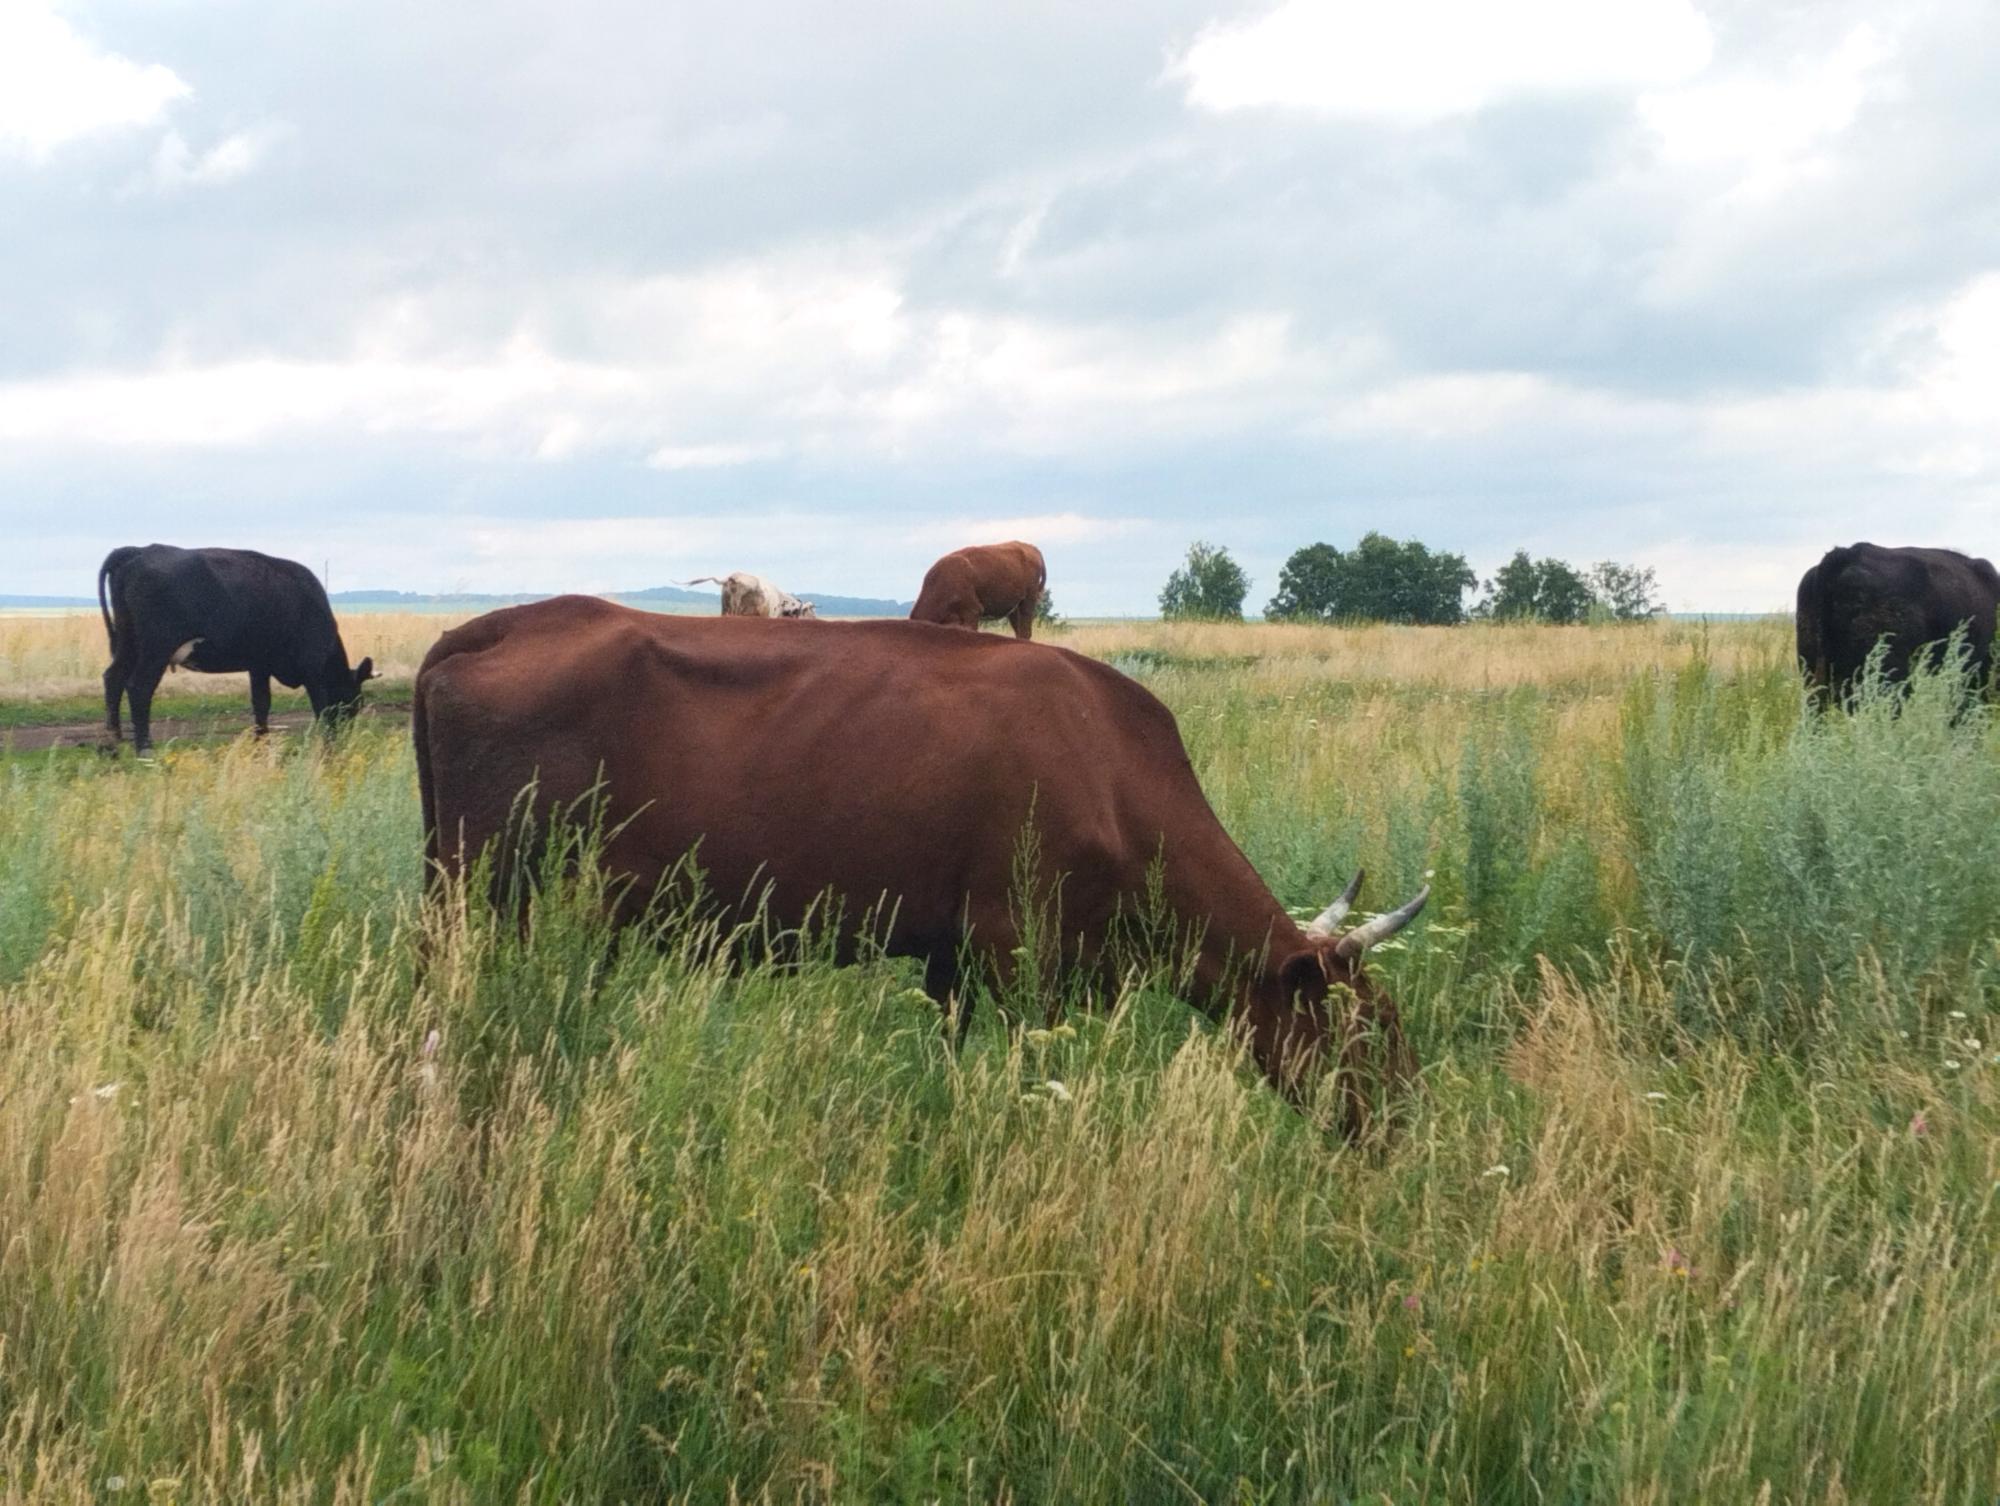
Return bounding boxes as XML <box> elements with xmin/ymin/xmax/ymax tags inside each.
<box><xmin>677</xmin><ymin>577</ymin><xmax>721</xmax><ymax>587</ymax></box>
<box><xmin>97</xmin><ymin>546</ymin><xmax>142</xmax><ymax>651</ymax></box>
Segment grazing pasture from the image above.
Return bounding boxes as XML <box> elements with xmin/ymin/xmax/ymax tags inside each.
<box><xmin>1</xmin><ymin>615</ymin><xmax>1997</xmax><ymax>1502</ymax></box>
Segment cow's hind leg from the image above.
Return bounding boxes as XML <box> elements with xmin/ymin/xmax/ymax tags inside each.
<box><xmin>101</xmin><ymin>651</ymin><xmax>129</xmax><ymax>752</ymax></box>
<box><xmin>1009</xmin><ymin>597</ymin><xmax>1035</xmax><ymax>640</ymax></box>
<box><xmin>250</xmin><ymin>670</ymin><xmax>272</xmax><ymax>735</ymax></box>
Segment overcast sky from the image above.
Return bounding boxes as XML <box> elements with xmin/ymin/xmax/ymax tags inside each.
<box><xmin>3</xmin><ymin>0</ymin><xmax>1996</xmax><ymax>612</ymax></box>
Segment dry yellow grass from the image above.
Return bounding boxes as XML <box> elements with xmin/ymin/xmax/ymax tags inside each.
<box><xmin>2</xmin><ymin>608</ymin><xmax>1790</xmax><ymax>702</ymax></box>
<box><xmin>1056</xmin><ymin>615</ymin><xmax>1792</xmax><ymax>691</ymax></box>
<box><xmin>0</xmin><ymin>610</ymin><xmax>471</xmax><ymax>700</ymax></box>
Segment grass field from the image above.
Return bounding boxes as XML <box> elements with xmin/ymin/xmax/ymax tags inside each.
<box><xmin>2</xmin><ymin>614</ymin><xmax>1997</xmax><ymax>1502</ymax></box>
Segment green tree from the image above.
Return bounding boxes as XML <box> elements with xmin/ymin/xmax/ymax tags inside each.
<box><xmin>1264</xmin><ymin>542</ymin><xmax>1342</xmax><ymax>621</ymax></box>
<box><xmin>1481</xmin><ymin>551</ymin><xmax>1595</xmax><ymax>624</ymax></box>
<box><xmin>1035</xmin><ymin>587</ymin><xmax>1063</xmax><ymax>628</ymax></box>
<box><xmin>1588</xmin><ymin>561</ymin><xmax>1664</xmax><ymax>621</ymax></box>
<box><xmin>1266</xmin><ymin>533</ymin><xmax>1475</xmax><ymax>624</ymax></box>
<box><xmin>1159</xmin><ymin>541</ymin><xmax>1249</xmax><ymax>621</ymax></box>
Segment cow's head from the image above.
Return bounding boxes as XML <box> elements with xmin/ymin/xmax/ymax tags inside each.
<box><xmin>1266</xmin><ymin>870</ymin><xmax>1427</xmax><ymax>1139</ymax></box>
<box><xmin>781</xmin><ymin>598</ymin><xmax>817</xmax><ymax>619</ymax></box>
<box><xmin>322</xmin><ymin>654</ymin><xmax>377</xmax><ymax>724</ymax></box>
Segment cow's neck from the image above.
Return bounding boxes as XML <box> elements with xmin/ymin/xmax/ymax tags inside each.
<box><xmin>1161</xmin><ymin>836</ymin><xmax>1309</xmax><ymax>1025</ymax></box>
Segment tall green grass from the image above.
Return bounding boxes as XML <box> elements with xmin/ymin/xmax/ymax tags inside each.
<box><xmin>1</xmin><ymin>627</ymin><xmax>1996</xmax><ymax>1502</ymax></box>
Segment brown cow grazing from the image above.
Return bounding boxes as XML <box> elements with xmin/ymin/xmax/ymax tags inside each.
<box><xmin>681</xmin><ymin>571</ymin><xmax>817</xmax><ymax>618</ymax></box>
<box><xmin>910</xmin><ymin>540</ymin><xmax>1046</xmax><ymax>639</ymax></box>
<box><xmin>414</xmin><ymin>596</ymin><xmax>1427</xmax><ymax>1134</ymax></box>
<box><xmin>1797</xmin><ymin>543</ymin><xmax>1998</xmax><ymax>702</ymax></box>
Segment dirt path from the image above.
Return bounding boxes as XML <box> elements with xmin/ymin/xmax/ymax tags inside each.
<box><xmin>2</xmin><ymin>700</ymin><xmax>412</xmax><ymax>754</ymax></box>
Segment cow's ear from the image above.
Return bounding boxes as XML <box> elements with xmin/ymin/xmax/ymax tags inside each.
<box><xmin>1277</xmin><ymin>949</ymin><xmax>1330</xmax><ymax>1012</ymax></box>
<box><xmin>357</xmin><ymin>656</ymin><xmax>376</xmax><ymax>681</ymax></box>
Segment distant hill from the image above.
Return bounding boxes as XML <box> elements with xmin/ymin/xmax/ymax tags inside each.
<box><xmin>0</xmin><ymin>594</ymin><xmax>95</xmax><ymax>608</ymax></box>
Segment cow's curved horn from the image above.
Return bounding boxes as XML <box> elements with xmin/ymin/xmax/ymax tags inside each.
<box><xmin>1304</xmin><ymin>869</ymin><xmax>1365</xmax><ymax>938</ymax></box>
<box><xmin>1333</xmin><ymin>885</ymin><xmax>1430</xmax><ymax>958</ymax></box>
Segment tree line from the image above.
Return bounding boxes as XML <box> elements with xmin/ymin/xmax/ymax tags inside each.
<box><xmin>1157</xmin><ymin>533</ymin><xmax>1663</xmax><ymax>624</ymax></box>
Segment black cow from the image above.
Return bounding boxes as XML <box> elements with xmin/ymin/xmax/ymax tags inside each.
<box><xmin>1796</xmin><ymin>543</ymin><xmax>1999</xmax><ymax>702</ymax></box>
<box><xmin>98</xmin><ymin>544</ymin><xmax>376</xmax><ymax>755</ymax></box>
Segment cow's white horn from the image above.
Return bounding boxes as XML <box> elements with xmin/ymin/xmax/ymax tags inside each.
<box><xmin>1305</xmin><ymin>868</ymin><xmax>1365</xmax><ymax>938</ymax></box>
<box><xmin>1333</xmin><ymin>884</ymin><xmax>1431</xmax><ymax>957</ymax></box>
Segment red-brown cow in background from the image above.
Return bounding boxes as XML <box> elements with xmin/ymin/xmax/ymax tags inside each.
<box><xmin>910</xmin><ymin>540</ymin><xmax>1046</xmax><ymax>639</ymax></box>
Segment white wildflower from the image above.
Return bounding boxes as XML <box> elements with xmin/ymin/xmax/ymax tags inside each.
<box><xmin>422</xmin><ymin>1028</ymin><xmax>440</xmax><ymax>1060</ymax></box>
<box><xmin>1042</xmin><ymin>1079</ymin><xmax>1073</xmax><ymax>1103</ymax></box>
<box><xmin>1949</xmin><ymin>1010</ymin><xmax>1968</xmax><ymax>1021</ymax></box>
<box><xmin>1481</xmin><ymin>1164</ymin><xmax>1510</xmax><ymax>1179</ymax></box>
<box><xmin>1943</xmin><ymin>1059</ymin><xmax>1962</xmax><ymax>1071</ymax></box>
<box><xmin>1024</xmin><ymin>1029</ymin><xmax>1053</xmax><ymax>1047</ymax></box>
<box><xmin>1644</xmin><ymin>1091</ymin><xmax>1668</xmax><ymax>1102</ymax></box>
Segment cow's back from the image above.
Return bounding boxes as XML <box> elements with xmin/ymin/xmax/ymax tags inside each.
<box><xmin>1803</xmin><ymin>543</ymin><xmax>1999</xmax><ymax>693</ymax></box>
<box><xmin>106</xmin><ymin>544</ymin><xmax>341</xmax><ymax>673</ymax></box>
<box><xmin>415</xmin><ymin>597</ymin><xmax>1191</xmax><ymax>937</ymax></box>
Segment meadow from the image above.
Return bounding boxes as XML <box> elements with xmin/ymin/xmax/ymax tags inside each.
<box><xmin>2</xmin><ymin>612</ymin><xmax>1997</xmax><ymax>1503</ymax></box>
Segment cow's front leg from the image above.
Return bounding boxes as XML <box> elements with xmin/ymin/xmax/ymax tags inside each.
<box><xmin>250</xmin><ymin>670</ymin><xmax>272</xmax><ymax>735</ymax></box>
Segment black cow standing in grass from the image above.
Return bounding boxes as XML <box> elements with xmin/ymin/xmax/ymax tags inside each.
<box><xmin>1796</xmin><ymin>543</ymin><xmax>1999</xmax><ymax>704</ymax></box>
<box><xmin>98</xmin><ymin>544</ymin><xmax>376</xmax><ymax>756</ymax></box>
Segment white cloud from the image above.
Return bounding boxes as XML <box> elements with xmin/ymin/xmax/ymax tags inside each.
<box><xmin>645</xmin><ymin>442</ymin><xmax>780</xmax><ymax>470</ymax></box>
<box><xmin>142</xmin><ymin>124</ymin><xmax>287</xmax><ymax>192</ymax></box>
<box><xmin>910</xmin><ymin>512</ymin><xmax>1149</xmax><ymax>547</ymax></box>
<box><xmin>1172</xmin><ymin>0</ymin><xmax>1712</xmax><ymax>120</ymax></box>
<box><xmin>0</xmin><ymin>260</ymin><xmax>1326</xmax><ymax>462</ymax></box>
<box><xmin>1639</xmin><ymin>26</ymin><xmax>1895</xmax><ymax>197</ymax></box>
<box><xmin>0</xmin><ymin>0</ymin><xmax>190</xmax><ymax>158</ymax></box>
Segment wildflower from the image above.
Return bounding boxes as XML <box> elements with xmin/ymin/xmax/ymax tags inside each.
<box><xmin>1609</xmin><ymin>1401</ymin><xmax>1627</xmax><ymax>1416</ymax></box>
<box><xmin>1042</xmin><ymin>1079</ymin><xmax>1072</xmax><ymax>1102</ymax></box>
<box><xmin>1966</xmin><ymin>1039</ymin><xmax>1982</xmax><ymax>1052</ymax></box>
<box><xmin>1481</xmin><ymin>1164</ymin><xmax>1510</xmax><ymax>1179</ymax></box>
<box><xmin>1402</xmin><ymin>1344</ymin><xmax>1416</xmax><ymax>1358</ymax></box>
<box><xmin>797</xmin><ymin>1264</ymin><xmax>813</xmax><ymax>1280</ymax></box>
<box><xmin>1402</xmin><ymin>1291</ymin><xmax>1421</xmax><ymax>1313</ymax></box>
<box><xmin>1644</xmin><ymin>1091</ymin><xmax>1668</xmax><ymax>1102</ymax></box>
<box><xmin>1663</xmin><ymin>1247</ymin><xmax>1695</xmax><ymax>1279</ymax></box>
<box><xmin>1051</xmin><ymin>1023</ymin><xmax>1077</xmax><ymax>1039</ymax></box>
<box><xmin>1943</xmin><ymin>1059</ymin><xmax>1962</xmax><ymax>1071</ymax></box>
<box><xmin>1949</xmin><ymin>1010</ymin><xmax>1968</xmax><ymax>1021</ymax></box>
<box><xmin>107</xmin><ymin>1480</ymin><xmax>126</xmax><ymax>1494</ymax></box>
<box><xmin>1256</xmin><ymin>1271</ymin><xmax>1274</xmax><ymax>1291</ymax></box>
<box><xmin>1025</xmin><ymin>1029</ymin><xmax>1053</xmax><ymax>1047</ymax></box>
<box><xmin>1909</xmin><ymin>1111</ymin><xmax>1928</xmax><ymax>1138</ymax></box>
<box><xmin>422</xmin><ymin>1028</ymin><xmax>440</xmax><ymax>1060</ymax></box>
<box><xmin>92</xmin><ymin>1082</ymin><xmax>121</xmax><ymax>1100</ymax></box>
